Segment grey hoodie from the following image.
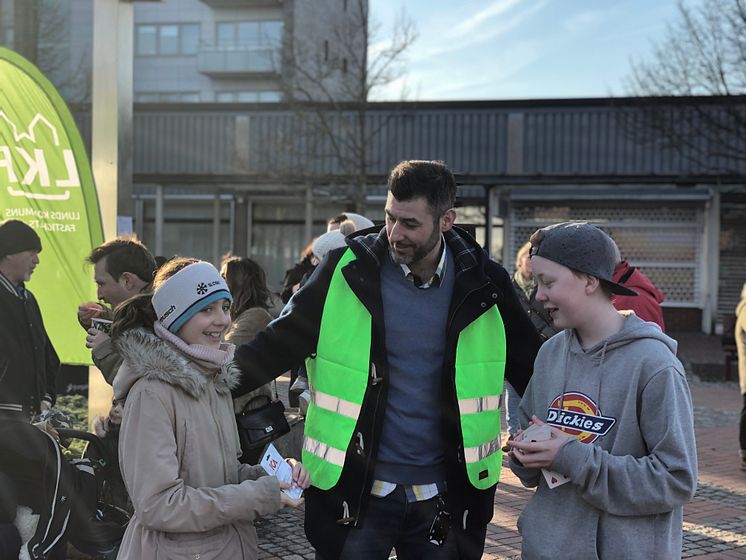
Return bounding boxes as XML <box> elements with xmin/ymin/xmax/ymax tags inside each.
<box><xmin>510</xmin><ymin>314</ymin><xmax>697</xmax><ymax>560</ymax></box>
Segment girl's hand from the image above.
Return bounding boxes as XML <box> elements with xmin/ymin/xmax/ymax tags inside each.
<box><xmin>279</xmin><ymin>482</ymin><xmax>305</xmax><ymax>508</ymax></box>
<box><xmin>508</xmin><ymin>415</ymin><xmax>574</xmax><ymax>469</ymax></box>
<box><xmin>286</xmin><ymin>458</ymin><xmax>312</xmax><ymax>489</ymax></box>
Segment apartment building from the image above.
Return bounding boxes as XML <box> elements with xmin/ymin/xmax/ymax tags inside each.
<box><xmin>0</xmin><ymin>0</ymin><xmax>364</xmax><ymax>104</ymax></box>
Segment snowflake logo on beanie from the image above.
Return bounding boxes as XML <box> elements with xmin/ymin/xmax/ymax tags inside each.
<box><xmin>196</xmin><ymin>282</ymin><xmax>208</xmax><ymax>295</ymax></box>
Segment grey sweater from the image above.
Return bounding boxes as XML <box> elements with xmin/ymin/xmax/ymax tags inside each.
<box><xmin>510</xmin><ymin>314</ymin><xmax>697</xmax><ymax>560</ymax></box>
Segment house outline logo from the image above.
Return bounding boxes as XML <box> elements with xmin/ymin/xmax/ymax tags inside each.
<box><xmin>0</xmin><ymin>111</ymin><xmax>80</xmax><ymax>202</ymax></box>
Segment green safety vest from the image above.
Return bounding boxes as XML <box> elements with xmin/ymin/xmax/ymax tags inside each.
<box><xmin>303</xmin><ymin>248</ymin><xmax>507</xmax><ymax>491</ymax></box>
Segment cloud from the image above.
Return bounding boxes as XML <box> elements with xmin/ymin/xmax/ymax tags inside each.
<box><xmin>449</xmin><ymin>0</ymin><xmax>523</xmax><ymax>39</ymax></box>
<box><xmin>388</xmin><ymin>40</ymin><xmax>545</xmax><ymax>100</ymax></box>
<box><xmin>410</xmin><ymin>0</ymin><xmax>546</xmax><ymax>63</ymax></box>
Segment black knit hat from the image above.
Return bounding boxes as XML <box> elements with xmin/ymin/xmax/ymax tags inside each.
<box><xmin>529</xmin><ymin>222</ymin><xmax>637</xmax><ymax>297</ymax></box>
<box><xmin>0</xmin><ymin>220</ymin><xmax>42</xmax><ymax>259</ymax></box>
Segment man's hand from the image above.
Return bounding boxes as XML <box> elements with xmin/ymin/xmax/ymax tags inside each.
<box><xmin>78</xmin><ymin>302</ymin><xmax>105</xmax><ymax>329</ymax></box>
<box><xmin>86</xmin><ymin>328</ymin><xmax>110</xmax><ymax>349</ymax></box>
<box><xmin>286</xmin><ymin>458</ymin><xmax>312</xmax><ymax>490</ymax></box>
<box><xmin>508</xmin><ymin>415</ymin><xmax>574</xmax><ymax>469</ymax></box>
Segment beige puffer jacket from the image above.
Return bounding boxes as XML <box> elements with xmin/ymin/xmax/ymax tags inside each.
<box><xmin>113</xmin><ymin>328</ymin><xmax>281</xmax><ymax>560</ymax></box>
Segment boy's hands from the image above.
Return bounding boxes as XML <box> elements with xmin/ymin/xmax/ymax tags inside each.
<box><xmin>508</xmin><ymin>415</ymin><xmax>574</xmax><ymax>469</ymax></box>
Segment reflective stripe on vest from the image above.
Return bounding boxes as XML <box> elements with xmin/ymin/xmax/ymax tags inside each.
<box><xmin>303</xmin><ymin>247</ymin><xmax>507</xmax><ymax>491</ymax></box>
<box><xmin>454</xmin><ymin>304</ymin><xmax>507</xmax><ymax>489</ymax></box>
<box><xmin>302</xmin><ymin>248</ymin><xmax>371</xmax><ymax>490</ymax></box>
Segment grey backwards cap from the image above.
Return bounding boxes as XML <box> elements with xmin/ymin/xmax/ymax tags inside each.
<box><xmin>529</xmin><ymin>222</ymin><xmax>638</xmax><ymax>297</ymax></box>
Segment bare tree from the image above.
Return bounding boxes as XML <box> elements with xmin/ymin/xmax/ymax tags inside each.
<box><xmin>0</xmin><ymin>0</ymin><xmax>90</xmax><ymax>103</ymax></box>
<box><xmin>281</xmin><ymin>0</ymin><xmax>418</xmax><ymax>212</ymax></box>
<box><xmin>623</xmin><ymin>0</ymin><xmax>746</xmax><ymax>171</ymax></box>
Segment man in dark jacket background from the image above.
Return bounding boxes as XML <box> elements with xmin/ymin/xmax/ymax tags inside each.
<box><xmin>0</xmin><ymin>220</ymin><xmax>95</xmax><ymax>559</ymax></box>
<box><xmin>233</xmin><ymin>160</ymin><xmax>541</xmax><ymax>559</ymax></box>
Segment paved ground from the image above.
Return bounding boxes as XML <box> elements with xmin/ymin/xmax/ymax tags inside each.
<box><xmin>258</xmin><ymin>369</ymin><xmax>746</xmax><ymax>558</ymax></box>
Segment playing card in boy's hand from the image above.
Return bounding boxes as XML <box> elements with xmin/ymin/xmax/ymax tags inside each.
<box><xmin>515</xmin><ymin>424</ymin><xmax>551</xmax><ymax>443</ymax></box>
<box><xmin>542</xmin><ymin>468</ymin><xmax>571</xmax><ymax>489</ymax></box>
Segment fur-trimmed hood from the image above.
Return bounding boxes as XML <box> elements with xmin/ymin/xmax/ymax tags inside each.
<box><xmin>113</xmin><ymin>328</ymin><xmax>241</xmax><ymax>400</ymax></box>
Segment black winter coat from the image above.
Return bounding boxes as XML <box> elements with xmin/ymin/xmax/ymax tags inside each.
<box><xmin>0</xmin><ymin>281</ymin><xmax>59</xmax><ymax>416</ymax></box>
<box><xmin>233</xmin><ymin>226</ymin><xmax>541</xmax><ymax>559</ymax></box>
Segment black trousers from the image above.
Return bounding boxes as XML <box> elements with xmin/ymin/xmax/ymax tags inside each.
<box><xmin>0</xmin><ymin>417</ymin><xmax>94</xmax><ymax>559</ymax></box>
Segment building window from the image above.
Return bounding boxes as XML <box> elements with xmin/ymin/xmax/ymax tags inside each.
<box><xmin>215</xmin><ymin>90</ymin><xmax>282</xmax><ymax>103</ymax></box>
<box><xmin>137</xmin><ymin>25</ymin><xmax>157</xmax><ymax>56</ymax></box>
<box><xmin>135</xmin><ymin>92</ymin><xmax>201</xmax><ymax>103</ymax></box>
<box><xmin>215</xmin><ymin>20</ymin><xmax>283</xmax><ymax>49</ymax></box>
<box><xmin>136</xmin><ymin>23</ymin><xmax>200</xmax><ymax>56</ymax></box>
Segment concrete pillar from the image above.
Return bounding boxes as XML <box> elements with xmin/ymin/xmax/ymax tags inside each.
<box><xmin>702</xmin><ymin>189</ymin><xmax>720</xmax><ymax>334</ymax></box>
<box><xmin>155</xmin><ymin>184</ymin><xmax>164</xmax><ymax>256</ymax></box>
<box><xmin>89</xmin><ymin>0</ymin><xmax>135</xmax><ymax>429</ymax></box>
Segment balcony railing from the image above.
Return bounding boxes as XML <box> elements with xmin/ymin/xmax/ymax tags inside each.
<box><xmin>200</xmin><ymin>0</ymin><xmax>280</xmax><ymax>7</ymax></box>
<box><xmin>197</xmin><ymin>45</ymin><xmax>281</xmax><ymax>77</ymax></box>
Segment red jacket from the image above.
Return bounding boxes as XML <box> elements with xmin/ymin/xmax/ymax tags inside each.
<box><xmin>612</xmin><ymin>261</ymin><xmax>666</xmax><ymax>331</ymax></box>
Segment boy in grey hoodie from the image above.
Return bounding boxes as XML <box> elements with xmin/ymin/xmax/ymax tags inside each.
<box><xmin>509</xmin><ymin>222</ymin><xmax>697</xmax><ymax>560</ymax></box>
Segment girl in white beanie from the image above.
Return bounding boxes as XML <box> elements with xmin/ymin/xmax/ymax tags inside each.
<box><xmin>110</xmin><ymin>257</ymin><xmax>310</xmax><ymax>560</ymax></box>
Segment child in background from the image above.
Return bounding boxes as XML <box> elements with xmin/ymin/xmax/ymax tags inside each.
<box><xmin>89</xmin><ymin>398</ymin><xmax>130</xmax><ymax>513</ymax></box>
<box><xmin>111</xmin><ymin>258</ymin><xmax>310</xmax><ymax>560</ymax></box>
<box><xmin>509</xmin><ymin>222</ymin><xmax>697</xmax><ymax>560</ymax></box>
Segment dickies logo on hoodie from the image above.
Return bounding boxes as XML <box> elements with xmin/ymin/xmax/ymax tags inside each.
<box><xmin>546</xmin><ymin>392</ymin><xmax>616</xmax><ymax>444</ymax></box>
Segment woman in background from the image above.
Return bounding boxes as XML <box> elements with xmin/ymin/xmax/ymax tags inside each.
<box><xmin>221</xmin><ymin>256</ymin><xmax>277</xmax><ymax>463</ymax></box>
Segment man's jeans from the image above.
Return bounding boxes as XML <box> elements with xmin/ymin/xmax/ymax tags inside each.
<box><xmin>317</xmin><ymin>485</ymin><xmax>458</xmax><ymax>560</ymax></box>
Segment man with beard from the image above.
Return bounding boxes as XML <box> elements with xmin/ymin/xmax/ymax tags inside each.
<box><xmin>232</xmin><ymin>160</ymin><xmax>540</xmax><ymax>560</ymax></box>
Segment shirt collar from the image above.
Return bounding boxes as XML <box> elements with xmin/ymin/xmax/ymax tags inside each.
<box><xmin>399</xmin><ymin>235</ymin><xmax>447</xmax><ymax>289</ymax></box>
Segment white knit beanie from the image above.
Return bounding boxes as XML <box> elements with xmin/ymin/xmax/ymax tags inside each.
<box><xmin>343</xmin><ymin>213</ymin><xmax>374</xmax><ymax>231</ymax></box>
<box><xmin>312</xmin><ymin>231</ymin><xmax>347</xmax><ymax>261</ymax></box>
<box><xmin>152</xmin><ymin>261</ymin><xmax>232</xmax><ymax>333</ymax></box>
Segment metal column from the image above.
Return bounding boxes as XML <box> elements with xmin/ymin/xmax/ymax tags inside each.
<box><xmin>155</xmin><ymin>185</ymin><xmax>164</xmax><ymax>256</ymax></box>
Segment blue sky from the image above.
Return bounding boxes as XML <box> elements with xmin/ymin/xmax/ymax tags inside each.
<box><xmin>370</xmin><ymin>0</ymin><xmax>695</xmax><ymax>101</ymax></box>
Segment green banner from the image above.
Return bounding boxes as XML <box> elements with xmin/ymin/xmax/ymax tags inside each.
<box><xmin>0</xmin><ymin>47</ymin><xmax>103</xmax><ymax>365</ymax></box>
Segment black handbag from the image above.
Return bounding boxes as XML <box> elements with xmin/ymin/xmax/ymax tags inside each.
<box><xmin>235</xmin><ymin>384</ymin><xmax>290</xmax><ymax>454</ymax></box>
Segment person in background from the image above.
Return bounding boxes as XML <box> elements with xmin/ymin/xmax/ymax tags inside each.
<box><xmin>78</xmin><ymin>237</ymin><xmax>157</xmax><ymax>384</ymax></box>
<box><xmin>735</xmin><ymin>283</ymin><xmax>746</xmax><ymax>471</ymax></box>
<box><xmin>509</xmin><ymin>222</ymin><xmax>696</xmax><ymax>559</ymax></box>
<box><xmin>221</xmin><ymin>256</ymin><xmax>276</xmax><ymax>464</ymax></box>
<box><xmin>287</xmin><ymin>230</ymin><xmax>349</xmax><ymax>405</ymax></box>
<box><xmin>327</xmin><ymin>212</ymin><xmax>374</xmax><ymax>233</ymax></box>
<box><xmin>0</xmin><ymin>220</ymin><xmax>96</xmax><ymax>559</ymax></box>
<box><xmin>111</xmin><ymin>258</ymin><xmax>310</xmax><ymax>559</ymax></box>
<box><xmin>504</xmin><ymin>241</ymin><xmax>560</xmax><ymax>451</ymax></box>
<box><xmin>610</xmin><ymin>238</ymin><xmax>665</xmax><ymax>331</ymax></box>
<box><xmin>88</xmin><ymin>398</ymin><xmax>130</xmax><ymax>513</ymax></box>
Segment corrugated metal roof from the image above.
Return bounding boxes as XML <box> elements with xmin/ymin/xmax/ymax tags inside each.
<box><xmin>71</xmin><ymin>98</ymin><xmax>746</xmax><ymax>181</ymax></box>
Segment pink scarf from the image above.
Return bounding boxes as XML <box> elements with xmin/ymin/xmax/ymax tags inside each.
<box><xmin>154</xmin><ymin>321</ymin><xmax>235</xmax><ymax>370</ymax></box>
